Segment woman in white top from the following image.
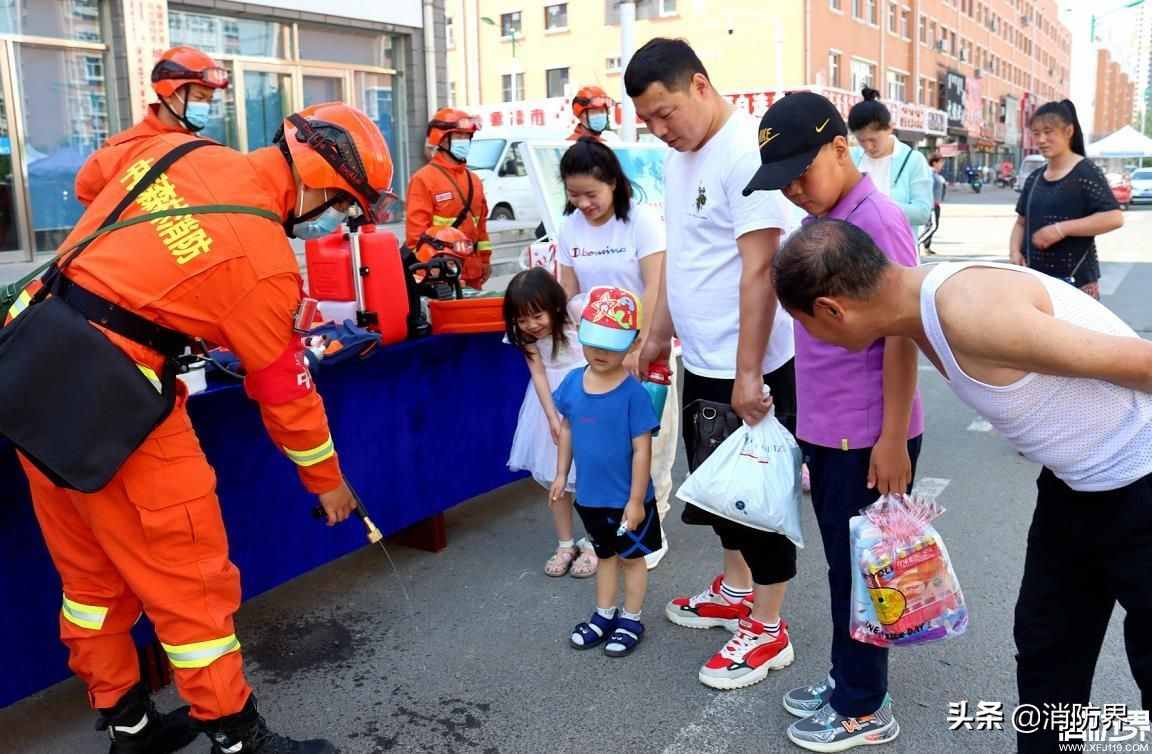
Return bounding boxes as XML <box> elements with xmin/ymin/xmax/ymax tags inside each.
<box><xmin>848</xmin><ymin>88</ymin><xmax>934</xmax><ymax>240</ymax></box>
<box><xmin>556</xmin><ymin>137</ymin><xmax>677</xmax><ymax>569</ymax></box>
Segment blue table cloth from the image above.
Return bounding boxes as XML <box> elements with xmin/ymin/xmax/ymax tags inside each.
<box><xmin>0</xmin><ymin>332</ymin><xmax>528</xmax><ymax>708</ymax></box>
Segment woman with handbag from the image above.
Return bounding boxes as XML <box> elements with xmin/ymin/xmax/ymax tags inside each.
<box><xmin>848</xmin><ymin>89</ymin><xmax>934</xmax><ymax>239</ymax></box>
<box><xmin>1010</xmin><ymin>100</ymin><xmax>1123</xmax><ymax>300</ymax></box>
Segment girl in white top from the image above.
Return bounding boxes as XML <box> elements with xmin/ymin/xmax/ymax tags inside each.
<box><xmin>555</xmin><ymin>137</ymin><xmax>677</xmax><ymax>570</ymax></box>
<box><xmin>504</xmin><ymin>268</ymin><xmax>599</xmax><ymax>578</ymax></box>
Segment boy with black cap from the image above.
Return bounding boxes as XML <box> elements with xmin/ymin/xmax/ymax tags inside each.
<box><xmin>743</xmin><ymin>91</ymin><xmax>924</xmax><ymax>751</ymax></box>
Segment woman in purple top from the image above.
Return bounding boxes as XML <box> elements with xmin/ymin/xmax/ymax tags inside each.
<box><xmin>743</xmin><ymin>92</ymin><xmax>923</xmax><ymax>752</ymax></box>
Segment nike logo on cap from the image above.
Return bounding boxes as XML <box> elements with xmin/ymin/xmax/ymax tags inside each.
<box><xmin>815</xmin><ymin>118</ymin><xmax>831</xmax><ymax>133</ymax></box>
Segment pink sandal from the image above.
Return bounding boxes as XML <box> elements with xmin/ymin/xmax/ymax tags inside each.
<box><xmin>545</xmin><ymin>546</ymin><xmax>578</xmax><ymax>577</ymax></box>
<box><xmin>569</xmin><ymin>545</ymin><xmax>598</xmax><ymax>578</ymax></box>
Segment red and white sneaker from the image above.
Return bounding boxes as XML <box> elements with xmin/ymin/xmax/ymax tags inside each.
<box><xmin>664</xmin><ymin>575</ymin><xmax>752</xmax><ymax>631</ymax></box>
<box><xmin>698</xmin><ymin>618</ymin><xmax>795</xmax><ymax>690</ymax></box>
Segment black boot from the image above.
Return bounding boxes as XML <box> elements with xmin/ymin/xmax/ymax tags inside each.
<box><xmin>202</xmin><ymin>695</ymin><xmax>336</xmax><ymax>754</ymax></box>
<box><xmin>97</xmin><ymin>682</ymin><xmax>199</xmax><ymax>754</ymax></box>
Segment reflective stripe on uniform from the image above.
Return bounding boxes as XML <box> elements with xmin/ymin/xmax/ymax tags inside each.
<box><xmin>283</xmin><ymin>436</ymin><xmax>335</xmax><ymax>467</ymax></box>
<box><xmin>61</xmin><ymin>594</ymin><xmax>110</xmax><ymax>631</ymax></box>
<box><xmin>431</xmin><ymin>214</ymin><xmax>456</xmax><ymax>227</ymax></box>
<box><xmin>476</xmin><ymin>241</ymin><xmax>493</xmax><ymax>251</ymax></box>
<box><xmin>8</xmin><ymin>289</ymin><xmax>32</xmax><ymax>320</ymax></box>
<box><xmin>162</xmin><ymin>635</ymin><xmax>241</xmax><ymax>669</ymax></box>
<box><xmin>137</xmin><ymin>364</ymin><xmax>162</xmax><ymax>392</ymax></box>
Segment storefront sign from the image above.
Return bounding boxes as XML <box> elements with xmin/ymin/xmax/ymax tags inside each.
<box><xmin>939</xmin><ymin>142</ymin><xmax>960</xmax><ymax>157</ymax></box>
<box><xmin>1003</xmin><ymin>95</ymin><xmax>1020</xmax><ymax>147</ymax></box>
<box><xmin>122</xmin><ymin>0</ymin><xmax>170</xmax><ymax>123</ymax></box>
<box><xmin>963</xmin><ymin>76</ymin><xmax>983</xmax><ymax>135</ymax></box>
<box><xmin>923</xmin><ymin>109</ymin><xmax>948</xmax><ymax>136</ymax></box>
<box><xmin>942</xmin><ymin>71</ymin><xmax>966</xmax><ymax>129</ymax></box>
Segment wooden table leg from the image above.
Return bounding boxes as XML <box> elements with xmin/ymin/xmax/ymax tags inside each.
<box><xmin>390</xmin><ymin>512</ymin><xmax>447</xmax><ymax>552</ymax></box>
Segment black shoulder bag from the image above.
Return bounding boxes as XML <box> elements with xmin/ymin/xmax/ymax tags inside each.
<box><xmin>0</xmin><ymin>140</ymin><xmax>280</xmax><ymax>492</ymax></box>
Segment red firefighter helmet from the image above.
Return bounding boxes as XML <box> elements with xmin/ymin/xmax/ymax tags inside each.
<box><xmin>278</xmin><ymin>102</ymin><xmax>396</xmax><ymax>224</ymax></box>
<box><xmin>426</xmin><ymin>108</ymin><xmax>481</xmax><ymax>148</ymax></box>
<box><xmin>572</xmin><ymin>85</ymin><xmax>613</xmax><ymax>119</ymax></box>
<box><xmin>151</xmin><ymin>46</ymin><xmax>229</xmax><ymax>97</ymax></box>
<box><xmin>417</xmin><ymin>226</ymin><xmax>475</xmax><ymax>261</ymax></box>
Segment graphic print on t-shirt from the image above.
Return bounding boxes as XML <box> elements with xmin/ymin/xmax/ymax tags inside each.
<box><xmin>569</xmin><ymin>245</ymin><xmax>629</xmax><ymax>258</ymax></box>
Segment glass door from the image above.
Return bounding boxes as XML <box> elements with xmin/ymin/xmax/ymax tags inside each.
<box><xmin>238</xmin><ymin>66</ymin><xmax>293</xmax><ymax>151</ymax></box>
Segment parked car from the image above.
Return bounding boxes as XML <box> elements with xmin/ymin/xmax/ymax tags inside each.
<box><xmin>466</xmin><ymin>127</ymin><xmax>569</xmax><ymax>223</ymax></box>
<box><xmin>1130</xmin><ymin>168</ymin><xmax>1152</xmax><ymax>205</ymax></box>
<box><xmin>1106</xmin><ymin>172</ymin><xmax>1132</xmax><ymax>210</ymax></box>
<box><xmin>1014</xmin><ymin>154</ymin><xmax>1047</xmax><ymax>192</ymax></box>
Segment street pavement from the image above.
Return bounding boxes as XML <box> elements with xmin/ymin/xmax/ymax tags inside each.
<box><xmin>2</xmin><ymin>189</ymin><xmax>1150</xmax><ymax>753</ymax></box>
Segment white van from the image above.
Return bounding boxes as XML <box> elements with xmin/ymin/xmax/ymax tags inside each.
<box><xmin>466</xmin><ymin>127</ymin><xmax>569</xmax><ymax>223</ymax></box>
<box><xmin>1014</xmin><ymin>154</ymin><xmax>1047</xmax><ymax>192</ymax></box>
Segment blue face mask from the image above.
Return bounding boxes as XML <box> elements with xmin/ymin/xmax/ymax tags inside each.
<box><xmin>587</xmin><ymin>112</ymin><xmax>609</xmax><ymax>133</ymax></box>
<box><xmin>174</xmin><ymin>93</ymin><xmax>212</xmax><ymax>131</ymax></box>
<box><xmin>292</xmin><ymin>187</ymin><xmax>346</xmax><ymax>239</ymax></box>
<box><xmin>448</xmin><ymin>138</ymin><xmax>471</xmax><ymax>162</ymax></box>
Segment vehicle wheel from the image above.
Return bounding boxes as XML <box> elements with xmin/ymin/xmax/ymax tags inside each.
<box><xmin>491</xmin><ymin>205</ymin><xmax>515</xmax><ymax>221</ymax></box>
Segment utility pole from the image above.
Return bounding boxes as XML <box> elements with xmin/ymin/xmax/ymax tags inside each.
<box><xmin>620</xmin><ymin>0</ymin><xmax>637</xmax><ymax>142</ymax></box>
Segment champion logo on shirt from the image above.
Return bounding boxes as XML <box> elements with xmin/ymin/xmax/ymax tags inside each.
<box><xmin>571</xmin><ymin>245</ymin><xmax>628</xmax><ymax>258</ymax></box>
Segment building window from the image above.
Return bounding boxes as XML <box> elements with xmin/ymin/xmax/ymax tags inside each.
<box><xmin>83</xmin><ymin>55</ymin><xmax>103</xmax><ymax>82</ymax></box>
<box><xmin>853</xmin><ymin>0</ymin><xmax>864</xmax><ymax>19</ymax></box>
<box><xmin>446</xmin><ymin>16</ymin><xmax>455</xmax><ymax>48</ymax></box>
<box><xmin>658</xmin><ymin>0</ymin><xmax>678</xmax><ymax>16</ymax></box>
<box><xmin>828</xmin><ymin>51</ymin><xmax>841</xmax><ymax>87</ymax></box>
<box><xmin>830</xmin><ymin>0</ymin><xmax>842</xmax><ymax>10</ymax></box>
<box><xmin>851</xmin><ymin>58</ymin><xmax>876</xmax><ymax>92</ymax></box>
<box><xmin>502</xmin><ymin>72</ymin><xmax>525</xmax><ymax>101</ymax></box>
<box><xmin>448</xmin><ymin>80</ymin><xmax>457</xmax><ymax>107</ymax></box>
<box><xmin>545</xmin><ymin>4</ymin><xmax>568</xmax><ymax>31</ymax></box>
<box><xmin>949</xmin><ymin>29</ymin><xmax>957</xmax><ymax>55</ymax></box>
<box><xmin>500</xmin><ymin>12</ymin><xmax>522</xmax><ymax>38</ymax></box>
<box><xmin>900</xmin><ymin>9</ymin><xmax>910</xmax><ymax>38</ymax></box>
<box><xmin>919</xmin><ymin>15</ymin><xmax>927</xmax><ymax>43</ymax></box>
<box><xmin>887</xmin><ymin>70</ymin><xmax>907</xmax><ymax>101</ymax></box>
<box><xmin>606</xmin><ymin>55</ymin><xmax>622</xmax><ymax>73</ymax></box>
<box><xmin>866</xmin><ymin>0</ymin><xmax>878</xmax><ymax>24</ymax></box>
<box><xmin>888</xmin><ymin>2</ymin><xmax>898</xmax><ymax>33</ymax></box>
<box><xmin>546</xmin><ymin>66</ymin><xmax>569</xmax><ymax>98</ymax></box>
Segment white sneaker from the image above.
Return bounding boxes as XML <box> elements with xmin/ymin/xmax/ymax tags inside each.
<box><xmin>644</xmin><ymin>528</ymin><xmax>668</xmax><ymax>570</ymax></box>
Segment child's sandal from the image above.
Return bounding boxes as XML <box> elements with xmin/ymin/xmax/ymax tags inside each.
<box><xmin>545</xmin><ymin>546</ymin><xmax>578</xmax><ymax>577</ymax></box>
<box><xmin>570</xmin><ymin>610</ymin><xmax>618</xmax><ymax>650</ymax></box>
<box><xmin>569</xmin><ymin>546</ymin><xmax>598</xmax><ymax>578</ymax></box>
<box><xmin>603</xmin><ymin>618</ymin><xmax>644</xmax><ymax>658</ymax></box>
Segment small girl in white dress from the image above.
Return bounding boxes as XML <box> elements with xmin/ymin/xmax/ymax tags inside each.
<box><xmin>504</xmin><ymin>268</ymin><xmax>597</xmax><ymax>577</ymax></box>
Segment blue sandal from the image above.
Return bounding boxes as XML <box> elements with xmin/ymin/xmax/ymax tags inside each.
<box><xmin>570</xmin><ymin>610</ymin><xmax>618</xmax><ymax>650</ymax></box>
<box><xmin>603</xmin><ymin>617</ymin><xmax>644</xmax><ymax>657</ymax></box>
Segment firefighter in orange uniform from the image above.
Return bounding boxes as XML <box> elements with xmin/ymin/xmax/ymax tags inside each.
<box><xmin>404</xmin><ymin>108</ymin><xmax>492</xmax><ymax>288</ymax></box>
<box><xmin>568</xmin><ymin>85</ymin><xmax>614</xmax><ymax>142</ymax></box>
<box><xmin>9</xmin><ymin>103</ymin><xmax>395</xmax><ymax>754</ymax></box>
<box><xmin>75</xmin><ymin>46</ymin><xmax>230</xmax><ymax>207</ymax></box>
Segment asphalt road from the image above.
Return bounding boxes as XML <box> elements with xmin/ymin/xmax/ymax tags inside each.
<box><xmin>2</xmin><ymin>191</ymin><xmax>1150</xmax><ymax>754</ymax></box>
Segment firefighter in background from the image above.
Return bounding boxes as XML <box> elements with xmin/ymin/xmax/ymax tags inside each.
<box><xmin>568</xmin><ymin>85</ymin><xmax>614</xmax><ymax>142</ymax></box>
<box><xmin>404</xmin><ymin>108</ymin><xmax>492</xmax><ymax>288</ymax></box>
<box><xmin>11</xmin><ymin>103</ymin><xmax>394</xmax><ymax>754</ymax></box>
<box><xmin>75</xmin><ymin>46</ymin><xmax>230</xmax><ymax>207</ymax></box>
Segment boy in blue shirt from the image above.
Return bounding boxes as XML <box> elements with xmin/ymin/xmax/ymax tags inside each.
<box><xmin>552</xmin><ymin>286</ymin><xmax>660</xmax><ymax>657</ymax></box>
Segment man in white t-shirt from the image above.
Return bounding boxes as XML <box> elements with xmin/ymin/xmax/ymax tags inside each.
<box><xmin>626</xmin><ymin>37</ymin><xmax>799</xmax><ymax>692</ymax></box>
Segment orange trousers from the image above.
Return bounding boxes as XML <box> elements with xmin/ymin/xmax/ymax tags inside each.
<box><xmin>22</xmin><ymin>402</ymin><xmax>252</xmax><ymax>720</ymax></box>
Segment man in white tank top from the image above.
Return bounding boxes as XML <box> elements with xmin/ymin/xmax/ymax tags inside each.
<box><xmin>773</xmin><ymin>219</ymin><xmax>1152</xmax><ymax>754</ymax></box>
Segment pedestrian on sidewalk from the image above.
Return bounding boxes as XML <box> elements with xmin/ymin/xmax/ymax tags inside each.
<box><xmin>1010</xmin><ymin>100</ymin><xmax>1123</xmax><ymax>300</ymax></box>
<box><xmin>553</xmin><ymin>287</ymin><xmax>661</xmax><ymax>658</ymax></box>
<box><xmin>626</xmin><ymin>37</ymin><xmax>800</xmax><ymax>691</ymax></box>
<box><xmin>848</xmin><ymin>88</ymin><xmax>934</xmax><ymax>240</ymax></box>
<box><xmin>773</xmin><ymin>218</ymin><xmax>1152</xmax><ymax>754</ymax></box>
<box><xmin>920</xmin><ymin>154</ymin><xmax>947</xmax><ymax>254</ymax></box>
<box><xmin>503</xmin><ymin>268</ymin><xmax>596</xmax><ymax>578</ymax></box>
<box><xmin>744</xmin><ymin>91</ymin><xmax>923</xmax><ymax>752</ymax></box>
<box><xmin>556</xmin><ymin>138</ymin><xmax>676</xmax><ymax>570</ymax></box>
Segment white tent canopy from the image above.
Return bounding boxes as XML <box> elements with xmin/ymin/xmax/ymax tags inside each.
<box><xmin>1086</xmin><ymin>125</ymin><xmax>1152</xmax><ymax>158</ymax></box>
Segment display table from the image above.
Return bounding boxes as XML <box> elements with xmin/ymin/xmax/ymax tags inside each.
<box><xmin>0</xmin><ymin>332</ymin><xmax>528</xmax><ymax>708</ymax></box>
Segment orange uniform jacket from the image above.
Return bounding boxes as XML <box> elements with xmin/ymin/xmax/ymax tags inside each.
<box><xmin>567</xmin><ymin>125</ymin><xmax>605</xmax><ymax>142</ymax></box>
<box><xmin>56</xmin><ymin>133</ymin><xmax>342</xmax><ymax>494</ymax></box>
<box><xmin>74</xmin><ymin>104</ymin><xmax>190</xmax><ymax>207</ymax></box>
<box><xmin>404</xmin><ymin>152</ymin><xmax>491</xmax><ymax>254</ymax></box>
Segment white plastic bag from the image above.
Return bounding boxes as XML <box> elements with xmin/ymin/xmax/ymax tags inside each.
<box><xmin>676</xmin><ymin>410</ymin><xmax>804</xmax><ymax>547</ymax></box>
